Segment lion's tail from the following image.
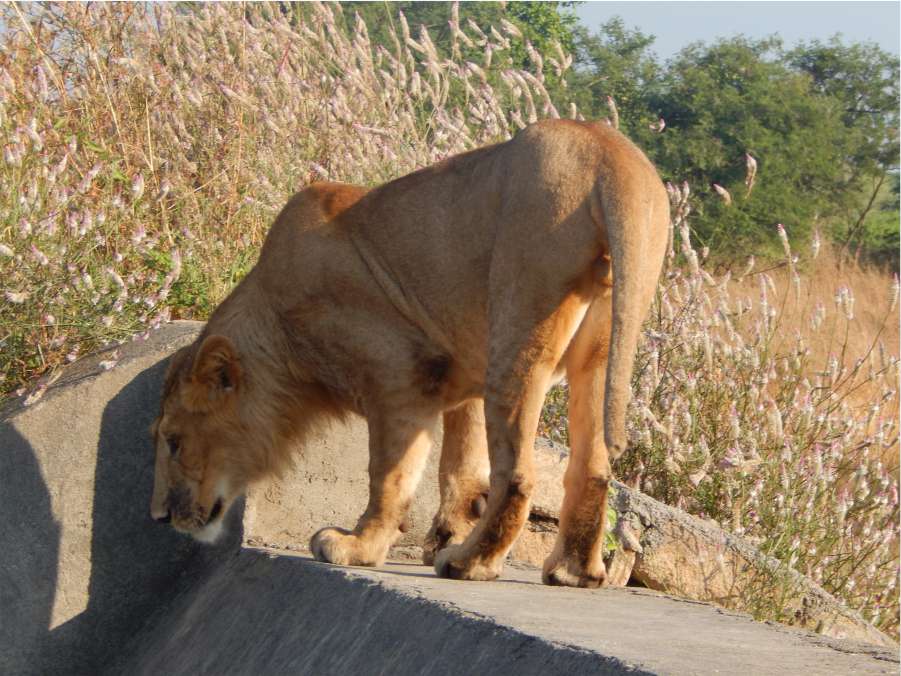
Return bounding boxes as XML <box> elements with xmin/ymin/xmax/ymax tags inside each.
<box><xmin>594</xmin><ymin>163</ymin><xmax>669</xmax><ymax>460</ymax></box>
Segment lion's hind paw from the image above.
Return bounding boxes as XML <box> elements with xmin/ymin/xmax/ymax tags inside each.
<box><xmin>541</xmin><ymin>555</ymin><xmax>606</xmax><ymax>588</ymax></box>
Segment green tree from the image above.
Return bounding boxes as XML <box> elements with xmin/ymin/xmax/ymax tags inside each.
<box><xmin>567</xmin><ymin>17</ymin><xmax>659</xmax><ymax>133</ymax></box>
<box><xmin>861</xmin><ymin>172</ymin><xmax>901</xmax><ymax>270</ymax></box>
<box><xmin>787</xmin><ymin>38</ymin><xmax>900</xmax><ymax>265</ymax></box>
<box><xmin>635</xmin><ymin>37</ymin><xmax>876</xmax><ymax>260</ymax></box>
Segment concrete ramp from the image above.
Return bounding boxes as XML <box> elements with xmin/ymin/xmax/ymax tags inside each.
<box><xmin>118</xmin><ymin>548</ymin><xmax>895</xmax><ymax>675</ymax></box>
<box><xmin>2</xmin><ymin>321</ymin><xmax>897</xmax><ymax>675</ymax></box>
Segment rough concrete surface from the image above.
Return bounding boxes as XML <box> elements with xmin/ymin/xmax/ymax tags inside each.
<box><xmin>2</xmin><ymin>320</ymin><xmax>897</xmax><ymax>675</ymax></box>
<box><xmin>117</xmin><ymin>548</ymin><xmax>897</xmax><ymax>676</ymax></box>
<box><xmin>610</xmin><ymin>474</ymin><xmax>897</xmax><ymax>648</ymax></box>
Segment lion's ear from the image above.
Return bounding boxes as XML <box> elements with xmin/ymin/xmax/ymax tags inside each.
<box><xmin>185</xmin><ymin>335</ymin><xmax>242</xmax><ymax>409</ymax></box>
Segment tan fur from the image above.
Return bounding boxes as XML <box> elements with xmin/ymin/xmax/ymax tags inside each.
<box><xmin>150</xmin><ymin>119</ymin><xmax>669</xmax><ymax>585</ymax></box>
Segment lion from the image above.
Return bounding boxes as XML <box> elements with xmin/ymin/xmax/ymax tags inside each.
<box><xmin>150</xmin><ymin>119</ymin><xmax>669</xmax><ymax>587</ymax></box>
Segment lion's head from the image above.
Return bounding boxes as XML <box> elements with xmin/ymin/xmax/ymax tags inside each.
<box><xmin>150</xmin><ymin>334</ymin><xmax>253</xmax><ymax>543</ymax></box>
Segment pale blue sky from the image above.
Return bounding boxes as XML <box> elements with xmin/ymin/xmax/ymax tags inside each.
<box><xmin>574</xmin><ymin>1</ymin><xmax>901</xmax><ymax>60</ymax></box>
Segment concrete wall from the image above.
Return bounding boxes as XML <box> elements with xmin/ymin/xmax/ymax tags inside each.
<box><xmin>0</xmin><ymin>322</ymin><xmax>242</xmax><ymax>675</ymax></box>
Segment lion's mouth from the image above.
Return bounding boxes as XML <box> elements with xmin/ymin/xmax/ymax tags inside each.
<box><xmin>164</xmin><ymin>487</ymin><xmax>228</xmax><ymax>543</ymax></box>
<box><xmin>207</xmin><ymin>497</ymin><xmax>224</xmax><ymax>525</ymax></box>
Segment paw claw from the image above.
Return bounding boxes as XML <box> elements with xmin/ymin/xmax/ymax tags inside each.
<box><xmin>434</xmin><ymin>546</ymin><xmax>470</xmax><ymax>580</ymax></box>
<box><xmin>421</xmin><ymin>532</ymin><xmax>447</xmax><ymax>566</ymax></box>
<box><xmin>443</xmin><ymin>563</ymin><xmax>465</xmax><ymax>580</ymax></box>
<box><xmin>433</xmin><ymin>547</ymin><xmax>456</xmax><ymax>579</ymax></box>
<box><xmin>422</xmin><ymin>522</ymin><xmax>460</xmax><ymax>566</ymax></box>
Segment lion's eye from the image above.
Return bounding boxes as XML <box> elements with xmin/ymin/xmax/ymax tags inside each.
<box><xmin>166</xmin><ymin>436</ymin><xmax>180</xmax><ymax>456</ymax></box>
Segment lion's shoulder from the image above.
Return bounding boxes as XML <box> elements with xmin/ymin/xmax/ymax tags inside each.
<box><xmin>292</xmin><ymin>182</ymin><xmax>369</xmax><ymax>221</ymax></box>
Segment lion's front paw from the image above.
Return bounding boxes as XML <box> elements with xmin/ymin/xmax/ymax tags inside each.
<box><xmin>541</xmin><ymin>553</ymin><xmax>606</xmax><ymax>588</ymax></box>
<box><xmin>433</xmin><ymin>544</ymin><xmax>502</xmax><ymax>581</ymax></box>
<box><xmin>310</xmin><ymin>527</ymin><xmax>382</xmax><ymax>567</ymax></box>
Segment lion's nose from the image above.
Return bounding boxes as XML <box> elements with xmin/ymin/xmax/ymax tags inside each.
<box><xmin>153</xmin><ymin>510</ymin><xmax>172</xmax><ymax>524</ymax></box>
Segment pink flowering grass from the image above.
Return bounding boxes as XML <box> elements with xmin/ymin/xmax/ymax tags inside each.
<box><xmin>0</xmin><ymin>1</ymin><xmax>573</xmax><ymax>395</ymax></box>
<box><xmin>1</xmin><ymin>1</ymin><xmax>897</xmax><ymax>640</ymax></box>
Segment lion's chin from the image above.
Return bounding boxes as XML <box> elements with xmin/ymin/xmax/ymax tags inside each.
<box><xmin>191</xmin><ymin>517</ymin><xmax>226</xmax><ymax>544</ymax></box>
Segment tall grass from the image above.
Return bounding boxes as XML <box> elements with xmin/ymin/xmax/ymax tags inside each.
<box><xmin>635</xmin><ymin>207</ymin><xmax>898</xmax><ymax>633</ymax></box>
<box><xmin>0</xmin><ymin>1</ymin><xmax>567</xmax><ymax>398</ymax></box>
<box><xmin>1</xmin><ymin>1</ymin><xmax>897</xmax><ymax>639</ymax></box>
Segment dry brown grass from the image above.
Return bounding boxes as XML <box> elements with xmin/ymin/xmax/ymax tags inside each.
<box><xmin>740</xmin><ymin>248</ymin><xmax>898</xmax><ymax>380</ymax></box>
<box><xmin>735</xmin><ymin>247</ymin><xmax>899</xmax><ymax>465</ymax></box>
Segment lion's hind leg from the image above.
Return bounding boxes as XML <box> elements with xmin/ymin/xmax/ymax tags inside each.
<box><xmin>434</xmin><ymin>291</ymin><xmax>590</xmax><ymax>582</ymax></box>
<box><xmin>423</xmin><ymin>399</ymin><xmax>490</xmax><ymax>565</ymax></box>
<box><xmin>311</xmin><ymin>408</ymin><xmax>435</xmax><ymax>567</ymax></box>
<box><xmin>542</xmin><ymin>298</ymin><xmax>613</xmax><ymax>588</ymax></box>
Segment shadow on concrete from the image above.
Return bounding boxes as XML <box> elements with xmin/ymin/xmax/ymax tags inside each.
<box><xmin>0</xmin><ymin>426</ymin><xmax>60</xmax><ymax>675</ymax></box>
<box><xmin>119</xmin><ymin>548</ymin><xmax>641</xmax><ymax>676</ymax></box>
<box><xmin>45</xmin><ymin>358</ymin><xmax>244</xmax><ymax>674</ymax></box>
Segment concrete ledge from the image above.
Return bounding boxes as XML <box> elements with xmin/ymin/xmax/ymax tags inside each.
<box><xmin>117</xmin><ymin>548</ymin><xmax>898</xmax><ymax>676</ymax></box>
<box><xmin>3</xmin><ymin>321</ymin><xmax>895</xmax><ymax>675</ymax></box>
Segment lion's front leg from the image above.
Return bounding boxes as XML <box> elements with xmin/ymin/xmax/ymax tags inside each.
<box><xmin>311</xmin><ymin>411</ymin><xmax>435</xmax><ymax>567</ymax></box>
<box><xmin>423</xmin><ymin>399</ymin><xmax>490</xmax><ymax>565</ymax></box>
